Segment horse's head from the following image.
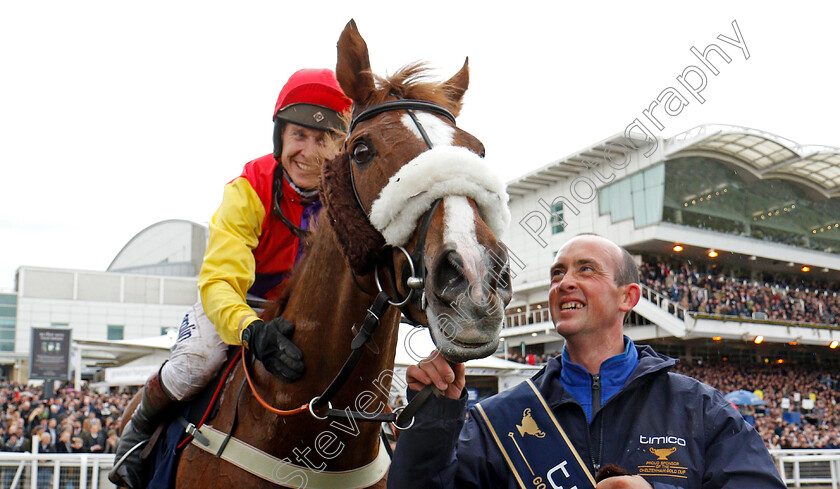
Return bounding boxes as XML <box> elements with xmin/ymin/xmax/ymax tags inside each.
<box><xmin>321</xmin><ymin>20</ymin><xmax>513</xmax><ymax>363</ymax></box>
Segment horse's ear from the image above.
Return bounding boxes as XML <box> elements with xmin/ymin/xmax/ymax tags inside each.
<box><xmin>442</xmin><ymin>57</ymin><xmax>469</xmax><ymax>117</ymax></box>
<box><xmin>336</xmin><ymin>19</ymin><xmax>376</xmax><ymax>105</ymax></box>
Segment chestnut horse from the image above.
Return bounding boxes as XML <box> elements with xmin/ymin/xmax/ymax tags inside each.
<box><xmin>159</xmin><ymin>20</ymin><xmax>512</xmax><ymax>489</ymax></box>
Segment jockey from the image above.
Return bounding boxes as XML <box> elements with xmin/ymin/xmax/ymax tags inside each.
<box><xmin>109</xmin><ymin>68</ymin><xmax>352</xmax><ymax>489</ymax></box>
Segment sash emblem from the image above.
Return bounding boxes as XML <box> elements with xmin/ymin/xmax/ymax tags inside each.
<box><xmin>517</xmin><ymin>408</ymin><xmax>546</xmax><ymax>438</ymax></box>
<box><xmin>476</xmin><ymin>380</ymin><xmax>596</xmax><ymax>489</ymax></box>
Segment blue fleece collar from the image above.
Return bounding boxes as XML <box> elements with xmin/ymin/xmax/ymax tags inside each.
<box><xmin>559</xmin><ymin>336</ymin><xmax>639</xmax><ymax>423</ymax></box>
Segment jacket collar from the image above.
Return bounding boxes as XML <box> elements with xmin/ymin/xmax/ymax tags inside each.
<box><xmin>558</xmin><ymin>337</ymin><xmax>639</xmax><ymax>416</ymax></box>
<box><xmin>535</xmin><ymin>341</ymin><xmax>677</xmax><ymax>409</ymax></box>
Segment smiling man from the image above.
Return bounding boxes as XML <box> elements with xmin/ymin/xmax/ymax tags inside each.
<box><xmin>388</xmin><ymin>234</ymin><xmax>785</xmax><ymax>489</ymax></box>
<box><xmin>109</xmin><ymin>69</ymin><xmax>351</xmax><ymax>489</ymax></box>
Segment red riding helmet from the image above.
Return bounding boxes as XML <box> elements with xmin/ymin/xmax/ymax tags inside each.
<box><xmin>273</xmin><ymin>68</ymin><xmax>352</xmax><ymax>133</ymax></box>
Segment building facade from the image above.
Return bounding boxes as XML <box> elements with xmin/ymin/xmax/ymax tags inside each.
<box><xmin>3</xmin><ymin>220</ymin><xmax>207</xmax><ymax>382</ymax></box>
<box><xmin>501</xmin><ymin>124</ymin><xmax>840</xmax><ymax>363</ymax></box>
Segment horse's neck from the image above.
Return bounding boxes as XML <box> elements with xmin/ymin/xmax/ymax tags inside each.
<box><xmin>279</xmin><ymin>218</ymin><xmax>402</xmax><ymax>400</ymax></box>
<box><xmin>281</xmin><ymin>218</ymin><xmax>378</xmax><ymax>335</ymax></box>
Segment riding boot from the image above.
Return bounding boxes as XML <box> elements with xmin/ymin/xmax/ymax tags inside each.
<box><xmin>108</xmin><ymin>371</ymin><xmax>175</xmax><ymax>489</ymax></box>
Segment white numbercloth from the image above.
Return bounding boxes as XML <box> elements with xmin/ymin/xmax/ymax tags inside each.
<box><xmin>160</xmin><ymin>299</ymin><xmax>228</xmax><ymax>401</ymax></box>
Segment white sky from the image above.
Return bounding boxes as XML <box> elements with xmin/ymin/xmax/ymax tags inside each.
<box><xmin>1</xmin><ymin>1</ymin><xmax>838</xmax><ymax>291</ymax></box>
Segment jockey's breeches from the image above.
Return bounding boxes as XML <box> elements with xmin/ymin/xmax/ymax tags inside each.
<box><xmin>160</xmin><ymin>299</ymin><xmax>229</xmax><ymax>401</ymax></box>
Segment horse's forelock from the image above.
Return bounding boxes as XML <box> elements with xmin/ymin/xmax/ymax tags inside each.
<box><xmin>370</xmin><ymin>62</ymin><xmax>463</xmax><ymax>116</ymax></box>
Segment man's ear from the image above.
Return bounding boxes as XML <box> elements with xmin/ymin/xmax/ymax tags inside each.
<box><xmin>619</xmin><ymin>283</ymin><xmax>641</xmax><ymax>313</ymax></box>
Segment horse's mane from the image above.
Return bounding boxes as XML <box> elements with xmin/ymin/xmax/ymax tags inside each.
<box><xmin>369</xmin><ymin>62</ymin><xmax>464</xmax><ymax>116</ymax></box>
<box><xmin>261</xmin><ymin>62</ymin><xmax>462</xmax><ymax>321</ymax></box>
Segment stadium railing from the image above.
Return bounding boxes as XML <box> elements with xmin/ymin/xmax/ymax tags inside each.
<box><xmin>639</xmin><ymin>283</ymin><xmax>689</xmax><ymax>320</ymax></box>
<box><xmin>1</xmin><ymin>444</ymin><xmax>838</xmax><ymax>488</ymax></box>
<box><xmin>770</xmin><ymin>449</ymin><xmax>840</xmax><ymax>488</ymax></box>
<box><xmin>0</xmin><ymin>450</ymin><xmax>115</xmax><ymax>489</ymax></box>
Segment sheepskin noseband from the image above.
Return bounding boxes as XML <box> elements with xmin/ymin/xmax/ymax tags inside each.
<box><xmin>320</xmin><ymin>152</ymin><xmax>386</xmax><ymax>275</ymax></box>
<box><xmin>369</xmin><ymin>145</ymin><xmax>510</xmax><ymax>246</ymax></box>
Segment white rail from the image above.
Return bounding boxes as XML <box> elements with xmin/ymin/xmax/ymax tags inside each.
<box><xmin>0</xmin><ymin>452</ymin><xmax>116</xmax><ymax>489</ymax></box>
<box><xmin>770</xmin><ymin>450</ymin><xmax>840</xmax><ymax>488</ymax></box>
<box><xmin>638</xmin><ymin>283</ymin><xmax>689</xmax><ymax>320</ymax></box>
<box><xmin>1</xmin><ymin>445</ymin><xmax>837</xmax><ymax>488</ymax></box>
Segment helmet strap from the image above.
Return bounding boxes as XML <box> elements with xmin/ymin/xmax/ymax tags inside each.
<box><xmin>271</xmin><ymin>162</ymin><xmax>311</xmax><ymax>239</ymax></box>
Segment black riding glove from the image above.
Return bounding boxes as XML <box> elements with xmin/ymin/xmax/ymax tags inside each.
<box><xmin>241</xmin><ymin>318</ymin><xmax>305</xmax><ymax>383</ymax></box>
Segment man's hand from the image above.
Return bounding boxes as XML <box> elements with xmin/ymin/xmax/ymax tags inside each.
<box><xmin>595</xmin><ymin>475</ymin><xmax>653</xmax><ymax>489</ymax></box>
<box><xmin>406</xmin><ymin>351</ymin><xmax>465</xmax><ymax>400</ymax></box>
<box><xmin>242</xmin><ymin>318</ymin><xmax>305</xmax><ymax>382</ymax></box>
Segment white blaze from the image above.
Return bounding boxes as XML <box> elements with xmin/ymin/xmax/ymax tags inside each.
<box><xmin>401</xmin><ymin>112</ymin><xmax>455</xmax><ymax>147</ymax></box>
<box><xmin>443</xmin><ymin>196</ymin><xmax>486</xmax><ymax>300</ymax></box>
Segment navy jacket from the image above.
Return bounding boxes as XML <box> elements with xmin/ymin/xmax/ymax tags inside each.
<box><xmin>388</xmin><ymin>345</ymin><xmax>785</xmax><ymax>489</ymax></box>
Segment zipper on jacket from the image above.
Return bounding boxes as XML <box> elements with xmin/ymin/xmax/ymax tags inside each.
<box><xmin>586</xmin><ymin>374</ymin><xmax>604</xmax><ymax>475</ymax></box>
<box><xmin>589</xmin><ymin>374</ymin><xmax>602</xmax><ymax>472</ymax></box>
<box><xmin>591</xmin><ymin>374</ymin><xmax>602</xmax><ymax>416</ymax></box>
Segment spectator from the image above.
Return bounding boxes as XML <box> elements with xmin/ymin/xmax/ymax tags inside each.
<box><xmin>70</xmin><ymin>436</ymin><xmax>84</xmax><ymax>453</ymax></box>
<box><xmin>36</xmin><ymin>432</ymin><xmax>54</xmax><ymax>453</ymax></box>
<box><xmin>0</xmin><ymin>381</ymin><xmax>136</xmax><ymax>454</ymax></box>
<box><xmin>105</xmin><ymin>429</ymin><xmax>119</xmax><ymax>454</ymax></box>
<box><xmin>55</xmin><ymin>428</ymin><xmax>73</xmax><ymax>453</ymax></box>
<box><xmin>83</xmin><ymin>418</ymin><xmax>106</xmax><ymax>453</ymax></box>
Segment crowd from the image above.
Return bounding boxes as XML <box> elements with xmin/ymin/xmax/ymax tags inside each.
<box><xmin>0</xmin><ymin>381</ymin><xmax>133</xmax><ymax>454</ymax></box>
<box><xmin>2</xmin><ymin>361</ymin><xmax>839</xmax><ymax>457</ymax></box>
<box><xmin>639</xmin><ymin>259</ymin><xmax>840</xmax><ymax>326</ymax></box>
<box><xmin>504</xmin><ymin>351</ymin><xmax>560</xmax><ymax>365</ymax></box>
<box><xmin>676</xmin><ymin>361</ymin><xmax>840</xmax><ymax>450</ymax></box>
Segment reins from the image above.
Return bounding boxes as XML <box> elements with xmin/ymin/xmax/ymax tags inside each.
<box><xmin>241</xmin><ymin>287</ymin><xmax>434</xmax><ymax>428</ymax></box>
<box><xmin>243</xmin><ymin>98</ymin><xmax>456</xmax><ymax>430</ymax></box>
<box><xmin>242</xmin><ymin>349</ymin><xmax>310</xmax><ymax>416</ymax></box>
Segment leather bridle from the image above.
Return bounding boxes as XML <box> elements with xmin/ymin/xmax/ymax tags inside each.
<box><xmin>245</xmin><ymin>98</ymin><xmax>459</xmax><ymax>430</ymax></box>
<box><xmin>347</xmin><ymin>97</ymin><xmax>457</xmax><ymax>320</ymax></box>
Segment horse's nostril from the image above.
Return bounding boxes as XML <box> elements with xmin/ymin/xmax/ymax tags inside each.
<box><xmin>494</xmin><ymin>264</ymin><xmax>510</xmax><ymax>291</ymax></box>
<box><xmin>434</xmin><ymin>250</ymin><xmax>467</xmax><ymax>294</ymax></box>
<box><xmin>447</xmin><ymin>250</ymin><xmax>464</xmax><ymax>276</ymax></box>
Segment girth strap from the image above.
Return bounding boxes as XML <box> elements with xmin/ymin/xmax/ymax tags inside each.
<box><xmin>190</xmin><ymin>424</ymin><xmax>390</xmax><ymax>489</ymax></box>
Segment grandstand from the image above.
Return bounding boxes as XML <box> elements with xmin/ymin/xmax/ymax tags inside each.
<box><xmin>498</xmin><ymin>123</ymin><xmax>840</xmax><ymax>471</ymax></box>
<box><xmin>501</xmin><ymin>123</ymin><xmax>840</xmax><ymax>368</ymax></box>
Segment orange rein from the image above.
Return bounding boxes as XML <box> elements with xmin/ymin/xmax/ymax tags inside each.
<box><xmin>242</xmin><ymin>348</ymin><xmax>310</xmax><ymax>416</ymax></box>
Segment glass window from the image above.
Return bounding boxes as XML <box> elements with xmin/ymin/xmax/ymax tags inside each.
<box><xmin>551</xmin><ymin>202</ymin><xmax>565</xmax><ymax>234</ymax></box>
<box><xmin>662</xmin><ymin>157</ymin><xmax>840</xmax><ymax>254</ymax></box>
<box><xmin>107</xmin><ymin>325</ymin><xmax>124</xmax><ymax>341</ymax></box>
<box><xmin>0</xmin><ymin>295</ymin><xmax>14</xmax><ymax>352</ymax></box>
<box><xmin>599</xmin><ymin>163</ymin><xmax>665</xmax><ymax>227</ymax></box>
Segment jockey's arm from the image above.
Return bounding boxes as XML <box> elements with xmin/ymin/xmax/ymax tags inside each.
<box><xmin>199</xmin><ymin>177</ymin><xmax>264</xmax><ymax>346</ymax></box>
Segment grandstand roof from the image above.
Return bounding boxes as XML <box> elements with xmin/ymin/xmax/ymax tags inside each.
<box><xmin>107</xmin><ymin>219</ymin><xmax>208</xmax><ymax>277</ymax></box>
<box><xmin>507</xmin><ymin>124</ymin><xmax>840</xmax><ymax>199</ymax></box>
<box><xmin>505</xmin><ymin>133</ymin><xmax>641</xmax><ymax>198</ymax></box>
<box><xmin>668</xmin><ymin>125</ymin><xmax>840</xmax><ymax>199</ymax></box>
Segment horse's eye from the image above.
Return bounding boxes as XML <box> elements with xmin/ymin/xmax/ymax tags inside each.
<box><xmin>351</xmin><ymin>142</ymin><xmax>374</xmax><ymax>165</ymax></box>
